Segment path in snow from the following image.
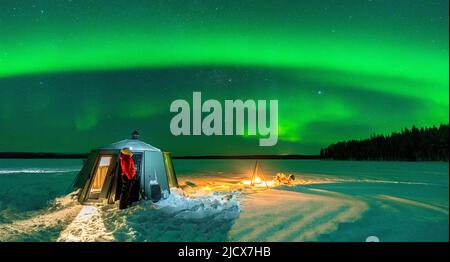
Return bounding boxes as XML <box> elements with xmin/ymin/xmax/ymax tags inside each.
<box><xmin>57</xmin><ymin>205</ymin><xmax>115</xmax><ymax>242</ymax></box>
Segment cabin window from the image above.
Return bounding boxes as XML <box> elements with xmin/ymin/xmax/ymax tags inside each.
<box><xmin>88</xmin><ymin>156</ymin><xmax>112</xmax><ymax>199</ymax></box>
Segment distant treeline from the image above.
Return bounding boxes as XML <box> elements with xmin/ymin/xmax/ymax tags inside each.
<box><xmin>0</xmin><ymin>152</ymin><xmax>88</xmax><ymax>159</ymax></box>
<box><xmin>0</xmin><ymin>152</ymin><xmax>321</xmax><ymax>160</ymax></box>
<box><xmin>320</xmin><ymin>124</ymin><xmax>449</xmax><ymax>161</ymax></box>
<box><xmin>172</xmin><ymin>154</ymin><xmax>321</xmax><ymax>160</ymax></box>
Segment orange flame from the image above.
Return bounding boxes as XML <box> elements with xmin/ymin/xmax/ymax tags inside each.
<box><xmin>242</xmin><ymin>174</ymin><xmax>276</xmax><ymax>188</ymax></box>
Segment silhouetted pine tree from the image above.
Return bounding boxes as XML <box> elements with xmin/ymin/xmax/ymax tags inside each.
<box><xmin>320</xmin><ymin>124</ymin><xmax>449</xmax><ymax>161</ymax></box>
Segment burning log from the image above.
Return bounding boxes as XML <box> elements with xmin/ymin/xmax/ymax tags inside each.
<box><xmin>242</xmin><ymin>161</ymin><xmax>276</xmax><ymax>188</ymax></box>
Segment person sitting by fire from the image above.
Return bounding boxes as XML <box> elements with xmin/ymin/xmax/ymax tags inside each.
<box><xmin>119</xmin><ymin>147</ymin><xmax>136</xmax><ymax>209</ymax></box>
<box><xmin>275</xmin><ymin>172</ymin><xmax>295</xmax><ymax>185</ymax></box>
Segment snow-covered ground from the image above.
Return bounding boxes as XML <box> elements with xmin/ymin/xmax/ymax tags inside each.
<box><xmin>0</xmin><ymin>159</ymin><xmax>448</xmax><ymax>242</ymax></box>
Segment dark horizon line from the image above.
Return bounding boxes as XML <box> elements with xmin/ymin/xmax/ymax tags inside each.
<box><xmin>0</xmin><ymin>152</ymin><xmax>322</xmax><ymax>160</ymax></box>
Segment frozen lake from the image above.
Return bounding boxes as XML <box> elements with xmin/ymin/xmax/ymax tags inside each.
<box><xmin>0</xmin><ymin>159</ymin><xmax>448</xmax><ymax>242</ymax></box>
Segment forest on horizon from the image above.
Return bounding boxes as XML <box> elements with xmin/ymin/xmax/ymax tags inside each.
<box><xmin>321</xmin><ymin>124</ymin><xmax>449</xmax><ymax>161</ymax></box>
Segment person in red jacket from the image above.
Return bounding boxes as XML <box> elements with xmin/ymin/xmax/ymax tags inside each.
<box><xmin>119</xmin><ymin>148</ymin><xmax>136</xmax><ymax>209</ymax></box>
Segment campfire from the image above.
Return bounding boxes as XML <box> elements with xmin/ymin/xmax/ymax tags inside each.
<box><xmin>242</xmin><ymin>161</ymin><xmax>276</xmax><ymax>188</ymax></box>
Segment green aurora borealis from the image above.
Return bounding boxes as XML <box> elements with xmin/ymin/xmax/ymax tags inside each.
<box><xmin>0</xmin><ymin>0</ymin><xmax>448</xmax><ymax>155</ymax></box>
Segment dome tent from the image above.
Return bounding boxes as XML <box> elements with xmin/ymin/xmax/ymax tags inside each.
<box><xmin>72</xmin><ymin>132</ymin><xmax>178</xmax><ymax>204</ymax></box>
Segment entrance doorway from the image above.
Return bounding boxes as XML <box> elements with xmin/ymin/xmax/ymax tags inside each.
<box><xmin>88</xmin><ymin>156</ymin><xmax>113</xmax><ymax>200</ymax></box>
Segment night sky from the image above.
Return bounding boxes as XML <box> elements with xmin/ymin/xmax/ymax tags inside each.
<box><xmin>0</xmin><ymin>0</ymin><xmax>448</xmax><ymax>155</ymax></box>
